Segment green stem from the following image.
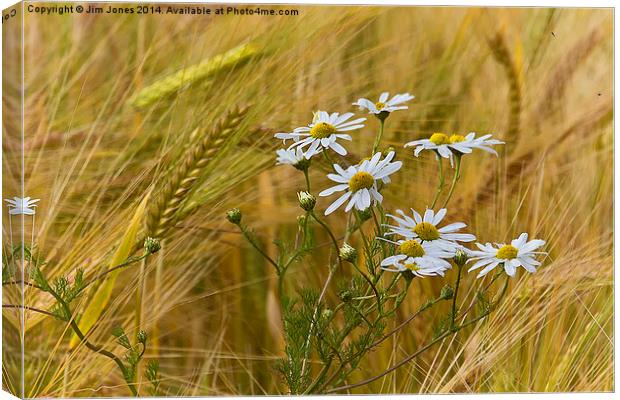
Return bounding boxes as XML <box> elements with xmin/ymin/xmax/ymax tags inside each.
<box><xmin>300</xmin><ymin>212</ymin><xmax>342</xmax><ymax>378</ymax></box>
<box><xmin>370</xmin><ymin>207</ymin><xmax>386</xmax><ymax>259</ymax></box>
<box><xmin>317</xmin><ymin>292</ymin><xmax>445</xmax><ymax>393</ymax></box>
<box><xmin>303</xmin><ymin>169</ymin><xmax>311</xmax><ymax>192</ymax></box>
<box><xmin>430</xmin><ymin>155</ymin><xmax>445</xmax><ymax>209</ymax></box>
<box><xmin>450</xmin><ymin>264</ymin><xmax>463</xmax><ymax>330</ymax></box>
<box><xmin>323</xmin><ymin>150</ymin><xmax>336</xmax><ymax>166</ymax></box>
<box><xmin>354</xmin><ymin>211</ymin><xmax>373</xmax><ymax>275</ymax></box>
<box><xmin>239</xmin><ymin>225</ymin><xmax>280</xmax><ymax>273</ymax></box>
<box><xmin>326</xmin><ymin>273</ymin><xmax>511</xmax><ymax>393</ymax></box>
<box><xmin>303</xmin><ymin>359</ymin><xmax>333</xmax><ymax>394</ymax></box>
<box><xmin>351</xmin><ymin>261</ymin><xmax>382</xmax><ymax>315</ymax></box>
<box><xmin>372</xmin><ymin>119</ymin><xmax>385</xmax><ymax>154</ymax></box>
<box><xmin>48</xmin><ymin>288</ymin><xmax>137</xmax><ymax>396</ymax></box>
<box><xmin>310</xmin><ymin>212</ymin><xmax>343</xmax><ymax>271</ymax></box>
<box><xmin>442</xmin><ymin>154</ymin><xmax>462</xmax><ymax>209</ymax></box>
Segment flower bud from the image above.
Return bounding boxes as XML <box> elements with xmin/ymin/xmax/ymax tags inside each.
<box><xmin>454</xmin><ymin>249</ymin><xmax>468</xmax><ymax>266</ymax></box>
<box><xmin>137</xmin><ymin>330</ymin><xmax>147</xmax><ymax>344</ymax></box>
<box><xmin>226</xmin><ymin>208</ymin><xmax>242</xmax><ymax>225</ymax></box>
<box><xmin>440</xmin><ymin>284</ymin><xmax>454</xmax><ymax>300</ymax></box>
<box><xmin>297</xmin><ymin>214</ymin><xmax>307</xmax><ymax>227</ymax></box>
<box><xmin>297</xmin><ymin>191</ymin><xmax>316</xmax><ymax>212</ymax></box>
<box><xmin>339</xmin><ymin>243</ymin><xmax>357</xmax><ymax>263</ymax></box>
<box><xmin>339</xmin><ymin>290</ymin><xmax>352</xmax><ymax>303</ymax></box>
<box><xmin>144</xmin><ymin>237</ymin><xmax>161</xmax><ymax>254</ymax></box>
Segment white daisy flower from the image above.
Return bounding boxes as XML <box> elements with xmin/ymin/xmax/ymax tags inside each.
<box><xmin>319</xmin><ymin>151</ymin><xmax>402</xmax><ymax>215</ymax></box>
<box><xmin>353</xmin><ymin>92</ymin><xmax>415</xmax><ymax>115</ymax></box>
<box><xmin>275</xmin><ymin>147</ymin><xmax>314</xmax><ymax>170</ymax></box>
<box><xmin>446</xmin><ymin>132</ymin><xmax>504</xmax><ymax>156</ymax></box>
<box><xmin>380</xmin><ymin>239</ymin><xmax>452</xmax><ymax>277</ymax></box>
<box><xmin>404</xmin><ymin>132</ymin><xmax>453</xmax><ymax>159</ymax></box>
<box><xmin>4</xmin><ymin>197</ymin><xmax>40</xmax><ymax>215</ymax></box>
<box><xmin>404</xmin><ymin>132</ymin><xmax>504</xmax><ymax>160</ymax></box>
<box><xmin>274</xmin><ymin>111</ymin><xmax>365</xmax><ymax>157</ymax></box>
<box><xmin>467</xmin><ymin>233</ymin><xmax>546</xmax><ymax>278</ymax></box>
<box><xmin>384</xmin><ymin>208</ymin><xmax>475</xmax><ymax>252</ymax></box>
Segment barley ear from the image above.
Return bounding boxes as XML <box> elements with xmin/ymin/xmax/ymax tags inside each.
<box><xmin>128</xmin><ymin>44</ymin><xmax>259</xmax><ymax>109</ymax></box>
<box><xmin>146</xmin><ymin>106</ymin><xmax>249</xmax><ymax>239</ymax></box>
<box><xmin>488</xmin><ymin>32</ymin><xmax>521</xmax><ymax>142</ymax></box>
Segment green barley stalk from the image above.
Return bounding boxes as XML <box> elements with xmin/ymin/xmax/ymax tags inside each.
<box><xmin>128</xmin><ymin>43</ymin><xmax>259</xmax><ymax>109</ymax></box>
<box><xmin>146</xmin><ymin>106</ymin><xmax>248</xmax><ymax>239</ymax></box>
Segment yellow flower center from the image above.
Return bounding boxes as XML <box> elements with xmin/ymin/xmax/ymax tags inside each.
<box><xmin>375</xmin><ymin>101</ymin><xmax>386</xmax><ymax>110</ymax></box>
<box><xmin>413</xmin><ymin>222</ymin><xmax>440</xmax><ymax>241</ymax></box>
<box><xmin>429</xmin><ymin>133</ymin><xmax>449</xmax><ymax>145</ymax></box>
<box><xmin>348</xmin><ymin>171</ymin><xmax>375</xmax><ymax>192</ymax></box>
<box><xmin>496</xmin><ymin>245</ymin><xmax>518</xmax><ymax>260</ymax></box>
<box><xmin>398</xmin><ymin>240</ymin><xmax>425</xmax><ymax>258</ymax></box>
<box><xmin>449</xmin><ymin>134</ymin><xmax>465</xmax><ymax>143</ymax></box>
<box><xmin>404</xmin><ymin>262</ymin><xmax>420</xmax><ymax>271</ymax></box>
<box><xmin>310</xmin><ymin>122</ymin><xmax>337</xmax><ymax>139</ymax></box>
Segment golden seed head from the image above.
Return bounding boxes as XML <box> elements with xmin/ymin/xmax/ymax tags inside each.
<box><xmin>310</xmin><ymin>122</ymin><xmax>337</xmax><ymax>139</ymax></box>
<box><xmin>413</xmin><ymin>222</ymin><xmax>440</xmax><ymax>241</ymax></box>
<box><xmin>375</xmin><ymin>101</ymin><xmax>386</xmax><ymax>110</ymax></box>
<box><xmin>398</xmin><ymin>240</ymin><xmax>425</xmax><ymax>258</ymax></box>
<box><xmin>404</xmin><ymin>262</ymin><xmax>420</xmax><ymax>271</ymax></box>
<box><xmin>449</xmin><ymin>134</ymin><xmax>466</xmax><ymax>143</ymax></box>
<box><xmin>348</xmin><ymin>171</ymin><xmax>375</xmax><ymax>192</ymax></box>
<box><xmin>496</xmin><ymin>244</ymin><xmax>518</xmax><ymax>260</ymax></box>
<box><xmin>429</xmin><ymin>133</ymin><xmax>449</xmax><ymax>145</ymax></box>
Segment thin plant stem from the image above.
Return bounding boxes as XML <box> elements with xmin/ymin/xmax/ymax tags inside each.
<box><xmin>47</xmin><ymin>286</ymin><xmax>138</xmax><ymax>396</ymax></box>
<box><xmin>316</xmin><ymin>294</ymin><xmax>445</xmax><ymax>393</ymax></box>
<box><xmin>323</xmin><ymin>150</ymin><xmax>336</xmax><ymax>166</ymax></box>
<box><xmin>310</xmin><ymin>212</ymin><xmax>343</xmax><ymax>271</ymax></box>
<box><xmin>4</xmin><ymin>252</ymin><xmax>152</xmax><ymax>294</ymax></box>
<box><xmin>30</xmin><ymin>214</ymin><xmax>35</xmax><ymax>255</ymax></box>
<box><xmin>327</xmin><ymin>274</ymin><xmax>510</xmax><ymax>393</ymax></box>
<box><xmin>152</xmin><ymin>243</ymin><xmax>164</xmax><ymax>356</ymax></box>
<box><xmin>442</xmin><ymin>154</ymin><xmax>462</xmax><ymax>208</ymax></box>
<box><xmin>351</xmin><ymin>261</ymin><xmax>382</xmax><ymax>315</ymax></box>
<box><xmin>135</xmin><ymin>257</ymin><xmax>147</xmax><ymax>330</ymax></box>
<box><xmin>300</xmin><ymin>264</ymin><xmax>336</xmax><ymax>379</ymax></box>
<box><xmin>372</xmin><ymin>119</ymin><xmax>385</xmax><ymax>154</ymax></box>
<box><xmin>239</xmin><ymin>225</ymin><xmax>280</xmax><ymax>273</ymax></box>
<box><xmin>300</xmin><ymin>212</ymin><xmax>343</xmax><ymax>377</ymax></box>
<box><xmin>80</xmin><ymin>253</ymin><xmax>150</xmax><ymax>292</ymax></box>
<box><xmin>450</xmin><ymin>263</ymin><xmax>463</xmax><ymax>329</ymax></box>
<box><xmin>303</xmin><ymin>169</ymin><xmax>311</xmax><ymax>192</ymax></box>
<box><xmin>430</xmin><ymin>155</ymin><xmax>445</xmax><ymax>208</ymax></box>
<box><xmin>2</xmin><ymin>304</ymin><xmax>57</xmax><ymax>318</ymax></box>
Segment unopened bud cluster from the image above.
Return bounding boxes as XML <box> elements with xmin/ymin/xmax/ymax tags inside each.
<box><xmin>226</xmin><ymin>208</ymin><xmax>242</xmax><ymax>225</ymax></box>
<box><xmin>454</xmin><ymin>249</ymin><xmax>468</xmax><ymax>266</ymax></box>
<box><xmin>339</xmin><ymin>243</ymin><xmax>357</xmax><ymax>263</ymax></box>
<box><xmin>297</xmin><ymin>191</ymin><xmax>316</xmax><ymax>211</ymax></box>
<box><xmin>144</xmin><ymin>237</ymin><xmax>161</xmax><ymax>254</ymax></box>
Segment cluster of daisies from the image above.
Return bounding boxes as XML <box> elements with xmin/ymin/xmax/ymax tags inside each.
<box><xmin>274</xmin><ymin>92</ymin><xmax>546</xmax><ymax>279</ymax></box>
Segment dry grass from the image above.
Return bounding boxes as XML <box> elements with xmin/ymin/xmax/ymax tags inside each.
<box><xmin>2</xmin><ymin>5</ymin><xmax>612</xmax><ymax>396</ymax></box>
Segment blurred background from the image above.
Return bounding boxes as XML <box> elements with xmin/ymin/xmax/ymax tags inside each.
<box><xmin>2</xmin><ymin>3</ymin><xmax>613</xmax><ymax>396</ymax></box>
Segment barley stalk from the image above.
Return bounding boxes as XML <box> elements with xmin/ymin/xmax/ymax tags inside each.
<box><xmin>146</xmin><ymin>106</ymin><xmax>248</xmax><ymax>238</ymax></box>
<box><xmin>128</xmin><ymin>43</ymin><xmax>259</xmax><ymax>109</ymax></box>
<box><xmin>488</xmin><ymin>32</ymin><xmax>521</xmax><ymax>141</ymax></box>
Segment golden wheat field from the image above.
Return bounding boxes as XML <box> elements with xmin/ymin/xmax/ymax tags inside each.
<box><xmin>1</xmin><ymin>3</ymin><xmax>613</xmax><ymax>397</ymax></box>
